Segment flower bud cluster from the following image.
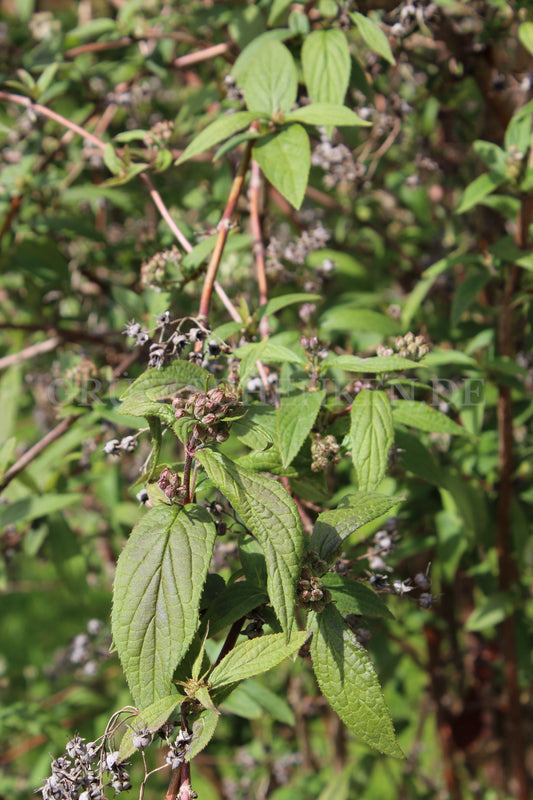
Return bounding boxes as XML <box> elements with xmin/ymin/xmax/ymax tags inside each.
<box><xmin>311</xmin><ymin>434</ymin><xmax>340</xmax><ymax>472</ymax></box>
<box><xmin>41</xmin><ymin>736</ymin><xmax>130</xmax><ymax>800</ymax></box>
<box><xmin>158</xmin><ymin>468</ymin><xmax>184</xmax><ymax>501</ymax></box>
<box><xmin>140</xmin><ymin>245</ymin><xmax>182</xmax><ymax>291</ymax></box>
<box><xmin>143</xmin><ymin>120</ymin><xmax>173</xmax><ymax>147</ymax></box>
<box><xmin>377</xmin><ymin>331</ymin><xmax>430</xmax><ymax>361</ymax></box>
<box><xmin>311</xmin><ymin>130</ymin><xmax>364</xmax><ymax>189</ymax></box>
<box><xmin>223</xmin><ymin>74</ymin><xmax>244</xmax><ymax>103</ymax></box>
<box><xmin>172</xmin><ymin>385</ymin><xmax>243</xmax><ymax>445</ymax></box>
<box><xmin>165</xmin><ymin>728</ymin><xmax>193</xmax><ymax>770</ymax></box>
<box><xmin>102</xmin><ymin>435</ymin><xmax>137</xmax><ymax>455</ymax></box>
<box><xmin>297</xmin><ymin>566</ymin><xmax>331</xmax><ymax>612</ymax></box>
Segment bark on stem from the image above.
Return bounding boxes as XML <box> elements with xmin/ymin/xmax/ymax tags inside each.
<box><xmin>250</xmin><ymin>159</ymin><xmax>269</xmax><ymax>338</ymax></box>
<box><xmin>197</xmin><ymin>142</ymin><xmax>253</xmax><ymax>322</ymax></box>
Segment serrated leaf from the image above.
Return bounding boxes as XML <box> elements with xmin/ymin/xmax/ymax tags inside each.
<box><xmin>118</xmin><ymin>396</ymin><xmax>176</xmax><ymax>424</ymax></box>
<box><xmin>350</xmin><ymin>390</ymin><xmax>394</xmax><ymax>491</ymax></box>
<box><xmin>210</xmin><ymin>631</ymin><xmax>309</xmax><ymax>688</ymax></box>
<box><xmin>118</xmin><ymin>694</ymin><xmax>181</xmax><ymax>761</ymax></box>
<box><xmin>350</xmin><ymin>12</ymin><xmax>395</xmax><ymax>65</ymax></box>
<box><xmin>176</xmin><ymin>111</ymin><xmax>259</xmax><ymax>165</ymax></box>
<box><xmin>309</xmin><ymin>492</ymin><xmax>403</xmax><ymax>560</ymax></box>
<box><xmin>232</xmin><ymin>416</ymin><xmax>273</xmax><ymax>451</ymax></box>
<box><xmin>203</xmin><ymin>582</ymin><xmax>269</xmax><ymax>636</ymax></box>
<box><xmin>456</xmin><ymin>172</ymin><xmax>505</xmax><ymax>214</ymax></box>
<box><xmin>239</xmin><ymin>534</ymin><xmax>268</xmax><ymax>588</ymax></box>
<box><xmin>120</xmin><ymin>362</ymin><xmax>209</xmax><ymax>401</ymax></box>
<box><xmin>277</xmin><ymin>390</ymin><xmax>325</xmax><ymax>467</ymax></box>
<box><xmin>392</xmin><ymin>400</ymin><xmax>466</xmax><ymax>435</ymax></box>
<box><xmin>188</xmin><ymin>708</ymin><xmax>220</xmax><ymax>760</ymax></box>
<box><xmin>286</xmin><ymin>103</ymin><xmax>370</xmax><ymax>127</ymax></box>
<box><xmin>197</xmin><ymin>449</ymin><xmax>304</xmax><ymax>635</ymax></box>
<box><xmin>329</xmin><ymin>355</ymin><xmax>422</xmax><ymax>373</ymax></box>
<box><xmin>237</xmin><ymin>450</ymin><xmax>299</xmax><ymax>476</ymax></box>
<box><xmin>322</xmin><ymin>574</ymin><xmax>393</xmax><ymax>618</ymax></box>
<box><xmin>253</xmin><ymin>124</ymin><xmax>310</xmax><ymax>209</ymax></box>
<box><xmin>473</xmin><ymin>140</ymin><xmax>507</xmax><ymax>174</ymax></box>
<box><xmin>310</xmin><ymin>605</ymin><xmax>402</xmax><ymax>756</ymax></box>
<box><xmin>241</xmin><ymin>41</ymin><xmax>297</xmax><ymax>115</ymax></box>
<box><xmin>111</xmin><ymin>504</ymin><xmax>217</xmax><ymax>708</ymax></box>
<box><xmin>0</xmin><ymin>494</ymin><xmax>79</xmax><ymax>528</ymax></box>
<box><xmin>301</xmin><ymin>29</ymin><xmax>351</xmax><ymax>105</ymax></box>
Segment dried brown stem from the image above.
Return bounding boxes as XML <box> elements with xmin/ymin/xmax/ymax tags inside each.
<box><xmin>174</xmin><ymin>42</ymin><xmax>230</xmax><ymax>68</ymax></box>
<box><xmin>250</xmin><ymin>159</ymin><xmax>269</xmax><ymax>338</ymax></box>
<box><xmin>198</xmin><ymin>141</ymin><xmax>253</xmax><ymax>322</ymax></box>
<box><xmin>494</xmin><ymin>192</ymin><xmax>533</xmax><ymax>800</ymax></box>
<box><xmin>0</xmin><ymin>336</ymin><xmax>61</xmax><ymax>370</ymax></box>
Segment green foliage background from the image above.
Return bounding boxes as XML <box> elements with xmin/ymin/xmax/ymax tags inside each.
<box><xmin>1</xmin><ymin>1</ymin><xmax>533</xmax><ymax>798</ymax></box>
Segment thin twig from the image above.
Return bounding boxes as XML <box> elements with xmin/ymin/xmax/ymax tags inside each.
<box><xmin>174</xmin><ymin>42</ymin><xmax>230</xmax><ymax>68</ymax></box>
<box><xmin>140</xmin><ymin>173</ymin><xmax>193</xmax><ymax>253</ymax></box>
<box><xmin>198</xmin><ymin>141</ymin><xmax>253</xmax><ymax>322</ymax></box>
<box><xmin>250</xmin><ymin>159</ymin><xmax>269</xmax><ymax>339</ymax></box>
<box><xmin>0</xmin><ymin>336</ymin><xmax>61</xmax><ymax>370</ymax></box>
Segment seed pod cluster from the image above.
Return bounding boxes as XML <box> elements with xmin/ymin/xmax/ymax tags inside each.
<box><xmin>297</xmin><ymin>566</ymin><xmax>331</xmax><ymax>612</ymax></box>
<box><xmin>172</xmin><ymin>385</ymin><xmax>243</xmax><ymax>445</ymax></box>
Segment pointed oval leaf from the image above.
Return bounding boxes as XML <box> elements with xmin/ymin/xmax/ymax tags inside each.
<box><xmin>253</xmin><ymin>124</ymin><xmax>310</xmax><ymax>209</ymax></box>
<box><xmin>197</xmin><ymin>449</ymin><xmax>304</xmax><ymax>635</ymax></box>
<box><xmin>301</xmin><ymin>29</ymin><xmax>351</xmax><ymax>105</ymax></box>
<box><xmin>118</xmin><ymin>694</ymin><xmax>181</xmax><ymax>761</ymax></box>
<box><xmin>120</xmin><ymin>362</ymin><xmax>209</xmax><ymax>401</ymax></box>
<box><xmin>240</xmin><ymin>41</ymin><xmax>297</xmax><ymax>115</ymax></box>
<box><xmin>231</xmin><ymin>29</ymin><xmax>292</xmax><ymax>81</ymax></box>
<box><xmin>188</xmin><ymin>708</ymin><xmax>220</xmax><ymax>760</ymax></box>
<box><xmin>321</xmin><ymin>574</ymin><xmax>393</xmax><ymax>619</ymax></box>
<box><xmin>286</xmin><ymin>103</ymin><xmax>370</xmax><ymax>127</ymax></box>
<box><xmin>176</xmin><ymin>111</ymin><xmax>259</xmax><ymax>165</ymax></box>
<box><xmin>328</xmin><ymin>355</ymin><xmax>422</xmax><ymax>373</ymax></box>
<box><xmin>310</xmin><ymin>491</ymin><xmax>403</xmax><ymax>560</ymax></box>
<box><xmin>456</xmin><ymin>172</ymin><xmax>505</xmax><ymax>214</ymax></box>
<box><xmin>310</xmin><ymin>605</ymin><xmax>403</xmax><ymax>757</ymax></box>
<box><xmin>392</xmin><ymin>400</ymin><xmax>467</xmax><ymax>435</ymax></box>
<box><xmin>210</xmin><ymin>631</ymin><xmax>309</xmax><ymax>688</ymax></box>
<box><xmin>203</xmin><ymin>581</ymin><xmax>269</xmax><ymax>637</ymax></box>
<box><xmin>350</xmin><ymin>12</ymin><xmax>395</xmax><ymax>65</ymax></box>
<box><xmin>112</xmin><ymin>504</ymin><xmax>217</xmax><ymax>708</ymax></box>
<box><xmin>350</xmin><ymin>390</ymin><xmax>394</xmax><ymax>491</ymax></box>
<box><xmin>277</xmin><ymin>389</ymin><xmax>325</xmax><ymax>467</ymax></box>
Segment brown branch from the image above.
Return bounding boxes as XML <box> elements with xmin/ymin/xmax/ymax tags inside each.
<box><xmin>214</xmin><ymin>618</ymin><xmax>244</xmax><ymax>667</ymax></box>
<box><xmin>0</xmin><ymin>336</ymin><xmax>61</xmax><ymax>370</ymax></box>
<box><xmin>64</xmin><ymin>30</ymin><xmax>202</xmax><ymax>59</ymax></box>
<box><xmin>494</xmin><ymin>192</ymin><xmax>533</xmax><ymax>800</ymax></box>
<box><xmin>250</xmin><ymin>159</ymin><xmax>269</xmax><ymax>338</ymax></box>
<box><xmin>174</xmin><ymin>43</ymin><xmax>230</xmax><ymax>68</ymax></box>
<box><xmin>164</xmin><ymin>765</ymin><xmax>182</xmax><ymax>800</ymax></box>
<box><xmin>197</xmin><ymin>141</ymin><xmax>253</xmax><ymax>322</ymax></box>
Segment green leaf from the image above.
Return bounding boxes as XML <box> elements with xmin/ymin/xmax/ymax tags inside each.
<box><xmin>214</xmin><ymin>130</ymin><xmax>261</xmax><ymax>161</ymax></box>
<box><xmin>350</xmin><ymin>390</ymin><xmax>394</xmax><ymax>491</ymax></box>
<box><xmin>118</xmin><ymin>396</ymin><xmax>176</xmax><ymax>425</ymax></box>
<box><xmin>392</xmin><ymin>400</ymin><xmax>467</xmax><ymax>435</ymax></box>
<box><xmin>301</xmin><ymin>29</ymin><xmax>351</xmax><ymax>105</ymax></box>
<box><xmin>103</xmin><ymin>143</ymin><xmax>124</xmax><ymax>175</ymax></box>
<box><xmin>328</xmin><ymin>355</ymin><xmax>421</xmax><ymax>373</ymax></box>
<box><xmin>239</xmin><ymin>534</ymin><xmax>268</xmax><ymax>588</ymax></box>
<box><xmin>310</xmin><ymin>605</ymin><xmax>403</xmax><ymax>757</ymax></box>
<box><xmin>111</xmin><ymin>504</ymin><xmax>217</xmax><ymax>708</ymax></box>
<box><xmin>231</xmin><ymin>29</ymin><xmax>293</xmax><ymax>81</ymax></box>
<box><xmin>0</xmin><ymin>494</ymin><xmax>80</xmax><ymax>528</ymax></box>
<box><xmin>456</xmin><ymin>172</ymin><xmax>506</xmax><ymax>214</ymax></box>
<box><xmin>114</xmin><ymin>129</ymin><xmax>149</xmax><ymax>143</ymax></box>
<box><xmin>241</xmin><ymin>41</ymin><xmax>298</xmax><ymax>115</ymax></box>
<box><xmin>176</xmin><ymin>111</ymin><xmax>259</xmax><ymax>165</ymax></box>
<box><xmin>189</xmin><ymin>708</ymin><xmax>220</xmax><ymax>760</ymax></box>
<box><xmin>118</xmin><ymin>694</ymin><xmax>181</xmax><ymax>761</ymax></box>
<box><xmin>309</xmin><ymin>492</ymin><xmax>403</xmax><ymax>561</ymax></box>
<box><xmin>0</xmin><ymin>436</ymin><xmax>15</xmax><ymax>479</ymax></box>
<box><xmin>505</xmin><ymin>100</ymin><xmax>533</xmax><ymax>154</ymax></box>
<box><xmin>519</xmin><ymin>22</ymin><xmax>533</xmax><ymax>56</ymax></box>
<box><xmin>394</xmin><ymin>428</ymin><xmax>444</xmax><ymax>486</ymax></box>
<box><xmin>277</xmin><ymin>389</ymin><xmax>325</xmax><ymax>467</ymax></box>
<box><xmin>210</xmin><ymin>631</ymin><xmax>309</xmax><ymax>688</ymax></box>
<box><xmin>473</xmin><ymin>140</ymin><xmax>507</xmax><ymax>175</ymax></box>
<box><xmin>257</xmin><ymin>291</ymin><xmax>320</xmax><ymax>320</ymax></box>
<box><xmin>451</xmin><ymin>273</ymin><xmax>491</xmax><ymax>327</ymax></box>
<box><xmin>203</xmin><ymin>582</ymin><xmax>269</xmax><ymax>636</ymax></box>
<box><xmin>232</xmin><ymin>415</ymin><xmax>273</xmax><ymax>451</ymax></box>
<box><xmin>235</xmin><ymin>337</ymin><xmax>305</xmax><ymax>387</ymax></box>
<box><xmin>350</xmin><ymin>12</ymin><xmax>395</xmax><ymax>65</ymax></box>
<box><xmin>253</xmin><ymin>124</ymin><xmax>310</xmax><ymax>209</ymax></box>
<box><xmin>267</xmin><ymin>0</ymin><xmax>292</xmax><ymax>26</ymax></box>
<box><xmin>321</xmin><ymin>574</ymin><xmax>394</xmax><ymax>619</ymax></box>
<box><xmin>120</xmin><ymin>361</ymin><xmax>209</xmax><ymax>402</ymax></box>
<box><xmin>286</xmin><ymin>103</ymin><xmax>370</xmax><ymax>127</ymax></box>
<box><xmin>235</xmin><ymin>678</ymin><xmax>295</xmax><ymax>725</ymax></box>
<box><xmin>197</xmin><ymin>449</ymin><xmax>304</xmax><ymax>635</ymax></box>
<box><xmin>237</xmin><ymin>450</ymin><xmax>299</xmax><ymax>476</ymax></box>
<box><xmin>465</xmin><ymin>592</ymin><xmax>514</xmax><ymax>632</ymax></box>
<box><xmin>146</xmin><ymin>416</ymin><xmax>162</xmax><ymax>481</ymax></box>
<box><xmin>320</xmin><ymin>308</ymin><xmax>399</xmax><ymax>336</ymax></box>
<box><xmin>182</xmin><ymin>232</ymin><xmax>253</xmax><ymax>270</ymax></box>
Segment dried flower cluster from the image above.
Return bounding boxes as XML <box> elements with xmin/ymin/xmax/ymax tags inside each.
<box><xmin>173</xmin><ymin>385</ymin><xmax>243</xmax><ymax>446</ymax></box>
